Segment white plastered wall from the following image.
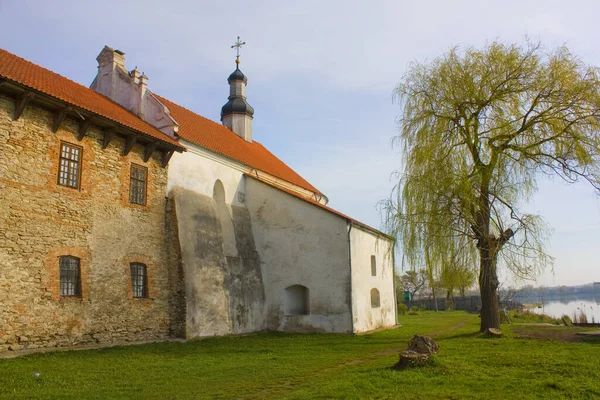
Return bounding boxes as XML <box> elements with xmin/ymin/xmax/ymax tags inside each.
<box><xmin>167</xmin><ymin>140</ymin><xmax>247</xmax><ymax>205</ymax></box>
<box><xmin>245</xmin><ymin>178</ymin><xmax>353</xmax><ymax>333</ymax></box>
<box><xmin>350</xmin><ymin>226</ymin><xmax>396</xmax><ymax>333</ymax></box>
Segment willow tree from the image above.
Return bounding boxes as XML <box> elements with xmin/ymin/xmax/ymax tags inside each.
<box><xmin>385</xmin><ymin>42</ymin><xmax>600</xmax><ymax>331</ymax></box>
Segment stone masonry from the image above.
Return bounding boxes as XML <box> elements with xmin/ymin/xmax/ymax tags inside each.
<box><xmin>0</xmin><ymin>94</ymin><xmax>183</xmax><ymax>352</ymax></box>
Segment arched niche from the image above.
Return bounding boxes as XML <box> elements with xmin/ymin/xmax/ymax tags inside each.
<box><xmin>370</xmin><ymin>288</ymin><xmax>381</xmax><ymax>308</ymax></box>
<box><xmin>213</xmin><ymin>179</ymin><xmax>226</xmax><ymax>204</ymax></box>
<box><xmin>284</xmin><ymin>285</ymin><xmax>310</xmax><ymax>316</ymax></box>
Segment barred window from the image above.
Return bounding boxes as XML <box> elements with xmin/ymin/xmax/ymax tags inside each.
<box><xmin>130</xmin><ymin>263</ymin><xmax>148</xmax><ymax>298</ymax></box>
<box><xmin>60</xmin><ymin>256</ymin><xmax>81</xmax><ymax>297</ymax></box>
<box><xmin>129</xmin><ymin>164</ymin><xmax>147</xmax><ymax>205</ymax></box>
<box><xmin>58</xmin><ymin>142</ymin><xmax>82</xmax><ymax>188</ymax></box>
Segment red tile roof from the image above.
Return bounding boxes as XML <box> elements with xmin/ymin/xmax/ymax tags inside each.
<box><xmin>244</xmin><ymin>174</ymin><xmax>395</xmax><ymax>241</ymax></box>
<box><xmin>0</xmin><ymin>46</ymin><xmax>319</xmax><ymax>194</ymax></box>
<box><xmin>0</xmin><ymin>48</ymin><xmax>182</xmax><ymax>149</ymax></box>
<box><xmin>157</xmin><ymin>95</ymin><xmax>321</xmax><ymax>195</ymax></box>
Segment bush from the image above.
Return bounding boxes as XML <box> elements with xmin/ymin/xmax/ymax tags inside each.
<box><xmin>398</xmin><ymin>303</ymin><xmax>408</xmax><ymax>315</ymax></box>
<box><xmin>408</xmin><ymin>306</ymin><xmax>419</xmax><ymax>315</ymax></box>
<box><xmin>509</xmin><ymin>309</ymin><xmax>560</xmax><ymax>324</ymax></box>
<box><xmin>419</xmin><ymin>304</ymin><xmax>427</xmax><ymax>312</ymax></box>
<box><xmin>561</xmin><ymin>315</ymin><xmax>572</xmax><ymax>325</ymax></box>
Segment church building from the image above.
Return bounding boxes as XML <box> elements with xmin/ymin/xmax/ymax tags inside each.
<box><xmin>0</xmin><ymin>43</ymin><xmax>396</xmax><ymax>352</ymax></box>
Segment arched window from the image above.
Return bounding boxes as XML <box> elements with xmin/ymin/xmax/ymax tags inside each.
<box><xmin>370</xmin><ymin>288</ymin><xmax>381</xmax><ymax>308</ymax></box>
<box><xmin>371</xmin><ymin>255</ymin><xmax>377</xmax><ymax>276</ymax></box>
<box><xmin>59</xmin><ymin>256</ymin><xmax>81</xmax><ymax>297</ymax></box>
<box><xmin>284</xmin><ymin>285</ymin><xmax>309</xmax><ymax>315</ymax></box>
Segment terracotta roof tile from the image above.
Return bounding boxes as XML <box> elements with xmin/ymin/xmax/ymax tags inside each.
<box><xmin>0</xmin><ymin>46</ymin><xmax>319</xmax><ymax>193</ymax></box>
<box><xmin>0</xmin><ymin>47</ymin><xmax>182</xmax><ymax>149</ymax></box>
<box><xmin>156</xmin><ymin>95</ymin><xmax>321</xmax><ymax>194</ymax></box>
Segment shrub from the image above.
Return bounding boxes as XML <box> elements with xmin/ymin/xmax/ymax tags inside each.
<box><xmin>573</xmin><ymin>309</ymin><xmax>588</xmax><ymax>324</ymax></box>
<box><xmin>419</xmin><ymin>304</ymin><xmax>427</xmax><ymax>312</ymax></box>
<box><xmin>509</xmin><ymin>309</ymin><xmax>560</xmax><ymax>324</ymax></box>
<box><xmin>398</xmin><ymin>303</ymin><xmax>408</xmax><ymax>315</ymax></box>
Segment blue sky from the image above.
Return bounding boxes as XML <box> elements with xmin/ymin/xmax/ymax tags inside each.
<box><xmin>1</xmin><ymin>0</ymin><xmax>599</xmax><ymax>287</ymax></box>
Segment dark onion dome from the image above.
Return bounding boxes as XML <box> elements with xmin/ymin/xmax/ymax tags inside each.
<box><xmin>221</xmin><ymin>97</ymin><xmax>254</xmax><ymax>117</ymax></box>
<box><xmin>228</xmin><ymin>67</ymin><xmax>248</xmax><ymax>83</ymax></box>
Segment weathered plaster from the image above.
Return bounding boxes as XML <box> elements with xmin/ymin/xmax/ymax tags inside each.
<box><xmin>245</xmin><ymin>178</ymin><xmax>353</xmax><ymax>333</ymax></box>
<box><xmin>350</xmin><ymin>226</ymin><xmax>397</xmax><ymax>333</ymax></box>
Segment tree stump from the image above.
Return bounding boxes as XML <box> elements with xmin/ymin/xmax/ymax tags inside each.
<box><xmin>408</xmin><ymin>335</ymin><xmax>439</xmax><ymax>354</ymax></box>
<box><xmin>486</xmin><ymin>328</ymin><xmax>502</xmax><ymax>337</ymax></box>
<box><xmin>395</xmin><ymin>350</ymin><xmax>429</xmax><ymax>369</ymax></box>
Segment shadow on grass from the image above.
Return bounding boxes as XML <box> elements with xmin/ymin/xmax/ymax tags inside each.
<box><xmin>440</xmin><ymin>331</ymin><xmax>483</xmax><ymax>340</ymax></box>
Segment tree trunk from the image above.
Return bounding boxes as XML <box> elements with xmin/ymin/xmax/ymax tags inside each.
<box><xmin>432</xmin><ymin>286</ymin><xmax>438</xmax><ymax>311</ymax></box>
<box><xmin>479</xmin><ymin>248</ymin><xmax>500</xmax><ymax>332</ymax></box>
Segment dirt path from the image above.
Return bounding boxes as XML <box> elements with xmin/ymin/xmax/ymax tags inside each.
<box><xmin>243</xmin><ymin>319</ymin><xmax>469</xmax><ymax>399</ymax></box>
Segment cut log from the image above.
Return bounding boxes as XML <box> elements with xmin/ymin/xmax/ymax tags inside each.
<box><xmin>486</xmin><ymin>328</ymin><xmax>502</xmax><ymax>337</ymax></box>
<box><xmin>408</xmin><ymin>335</ymin><xmax>439</xmax><ymax>354</ymax></box>
<box><xmin>395</xmin><ymin>350</ymin><xmax>429</xmax><ymax>369</ymax></box>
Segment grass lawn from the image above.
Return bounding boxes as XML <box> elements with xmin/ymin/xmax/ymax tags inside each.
<box><xmin>1</xmin><ymin>312</ymin><xmax>599</xmax><ymax>399</ymax></box>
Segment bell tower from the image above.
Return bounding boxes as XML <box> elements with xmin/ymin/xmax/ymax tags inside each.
<box><xmin>221</xmin><ymin>36</ymin><xmax>254</xmax><ymax>142</ymax></box>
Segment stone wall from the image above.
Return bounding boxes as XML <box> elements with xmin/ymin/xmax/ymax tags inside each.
<box><xmin>0</xmin><ymin>94</ymin><xmax>181</xmax><ymax>352</ymax></box>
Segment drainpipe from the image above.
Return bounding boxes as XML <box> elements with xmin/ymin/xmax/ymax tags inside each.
<box><xmin>347</xmin><ymin>220</ymin><xmax>354</xmax><ymax>334</ymax></box>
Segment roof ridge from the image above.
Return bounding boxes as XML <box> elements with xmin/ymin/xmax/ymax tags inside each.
<box><xmin>0</xmin><ymin>47</ymin><xmax>94</xmax><ymax>94</ymax></box>
<box><xmin>155</xmin><ymin>92</ymin><xmax>323</xmax><ymax>195</ymax></box>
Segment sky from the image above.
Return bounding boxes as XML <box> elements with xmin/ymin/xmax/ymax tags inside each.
<box><xmin>1</xmin><ymin>0</ymin><xmax>599</xmax><ymax>287</ymax></box>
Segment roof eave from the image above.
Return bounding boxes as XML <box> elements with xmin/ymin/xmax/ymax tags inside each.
<box><xmin>0</xmin><ymin>75</ymin><xmax>185</xmax><ymax>153</ymax></box>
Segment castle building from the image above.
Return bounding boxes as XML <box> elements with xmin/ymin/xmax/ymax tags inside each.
<box><xmin>0</xmin><ymin>45</ymin><xmax>396</xmax><ymax>352</ymax></box>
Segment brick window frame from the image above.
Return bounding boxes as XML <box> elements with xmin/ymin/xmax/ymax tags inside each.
<box><xmin>57</xmin><ymin>142</ymin><xmax>82</xmax><ymax>189</ymax></box>
<box><xmin>129</xmin><ymin>164</ymin><xmax>147</xmax><ymax>205</ymax></box>
<box><xmin>44</xmin><ymin>248</ymin><xmax>90</xmax><ymax>301</ymax></box>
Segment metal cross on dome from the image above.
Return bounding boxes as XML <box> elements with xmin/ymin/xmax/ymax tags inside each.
<box><xmin>231</xmin><ymin>36</ymin><xmax>246</xmax><ymax>65</ymax></box>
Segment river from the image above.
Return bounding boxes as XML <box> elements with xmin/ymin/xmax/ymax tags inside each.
<box><xmin>530</xmin><ymin>299</ymin><xmax>600</xmax><ymax>323</ymax></box>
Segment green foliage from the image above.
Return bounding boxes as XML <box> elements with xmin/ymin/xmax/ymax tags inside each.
<box><xmin>561</xmin><ymin>314</ymin><xmax>573</xmax><ymax>325</ymax></box>
<box><xmin>508</xmin><ymin>309</ymin><xmax>560</xmax><ymax>324</ymax></box>
<box><xmin>383</xmin><ymin>40</ymin><xmax>600</xmax><ymax>329</ymax></box>
<box><xmin>1</xmin><ymin>313</ymin><xmax>599</xmax><ymax>399</ymax></box>
<box><xmin>397</xmin><ymin>303</ymin><xmax>408</xmax><ymax>315</ymax></box>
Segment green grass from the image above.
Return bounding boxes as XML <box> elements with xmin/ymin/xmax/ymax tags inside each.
<box><xmin>508</xmin><ymin>309</ymin><xmax>561</xmax><ymax>324</ymax></box>
<box><xmin>1</xmin><ymin>312</ymin><xmax>599</xmax><ymax>399</ymax></box>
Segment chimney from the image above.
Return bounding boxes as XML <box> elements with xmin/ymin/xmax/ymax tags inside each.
<box><xmin>90</xmin><ymin>46</ymin><xmax>179</xmax><ymax>138</ymax></box>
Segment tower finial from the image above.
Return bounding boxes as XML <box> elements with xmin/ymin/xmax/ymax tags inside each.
<box><xmin>231</xmin><ymin>36</ymin><xmax>246</xmax><ymax>66</ymax></box>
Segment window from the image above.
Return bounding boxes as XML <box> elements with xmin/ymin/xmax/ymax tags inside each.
<box><xmin>130</xmin><ymin>164</ymin><xmax>147</xmax><ymax>205</ymax></box>
<box><xmin>371</xmin><ymin>255</ymin><xmax>377</xmax><ymax>276</ymax></box>
<box><xmin>283</xmin><ymin>285</ymin><xmax>309</xmax><ymax>315</ymax></box>
<box><xmin>130</xmin><ymin>263</ymin><xmax>148</xmax><ymax>298</ymax></box>
<box><xmin>370</xmin><ymin>288</ymin><xmax>381</xmax><ymax>308</ymax></box>
<box><xmin>59</xmin><ymin>256</ymin><xmax>81</xmax><ymax>297</ymax></box>
<box><xmin>58</xmin><ymin>142</ymin><xmax>82</xmax><ymax>188</ymax></box>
